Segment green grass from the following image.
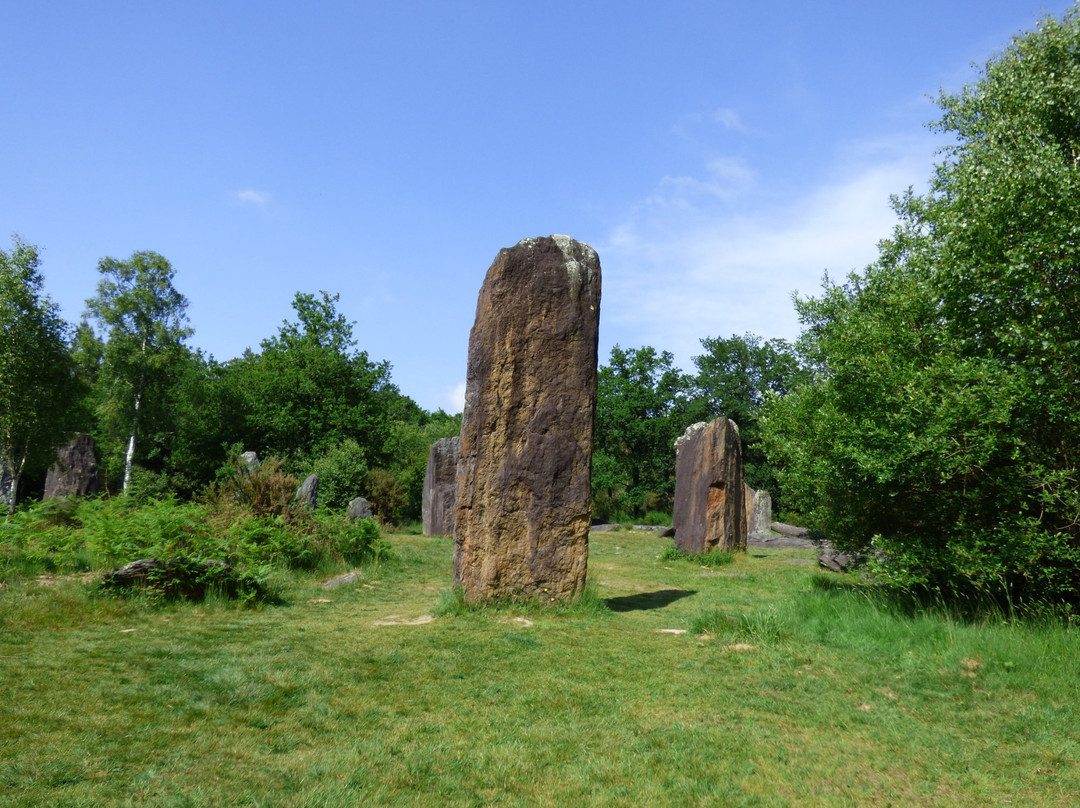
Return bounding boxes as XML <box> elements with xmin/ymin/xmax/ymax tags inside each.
<box><xmin>2</xmin><ymin>528</ymin><xmax>1078</xmax><ymax>806</ymax></box>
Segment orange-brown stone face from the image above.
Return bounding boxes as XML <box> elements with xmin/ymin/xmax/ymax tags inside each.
<box><xmin>454</xmin><ymin>236</ymin><xmax>601</xmax><ymax>603</ymax></box>
<box><xmin>672</xmin><ymin>418</ymin><xmax>746</xmax><ymax>553</ymax></box>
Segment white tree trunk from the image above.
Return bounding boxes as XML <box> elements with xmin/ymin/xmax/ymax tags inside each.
<box><xmin>122</xmin><ymin>392</ymin><xmax>141</xmax><ymax>494</ymax></box>
<box><xmin>1</xmin><ymin>461</ymin><xmax>15</xmax><ymax>514</ymax></box>
<box><xmin>1</xmin><ymin>455</ymin><xmax>24</xmax><ymax>515</ymax></box>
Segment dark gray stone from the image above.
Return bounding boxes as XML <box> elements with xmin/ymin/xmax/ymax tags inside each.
<box><xmin>422</xmin><ymin>436</ymin><xmax>460</xmax><ymax>536</ymax></box>
<box><xmin>294</xmin><ymin>473</ymin><xmax>318</xmax><ymax>509</ymax></box>
<box><xmin>348</xmin><ymin>496</ymin><xmax>373</xmax><ymax>521</ymax></box>
<box><xmin>43</xmin><ymin>433</ymin><xmax>99</xmax><ymax>500</ymax></box>
<box><xmin>818</xmin><ymin>542</ymin><xmax>856</xmax><ymax>573</ymax></box>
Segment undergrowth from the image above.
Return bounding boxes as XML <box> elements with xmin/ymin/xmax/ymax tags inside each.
<box><xmin>659</xmin><ymin>542</ymin><xmax>736</xmax><ymax>568</ymax></box>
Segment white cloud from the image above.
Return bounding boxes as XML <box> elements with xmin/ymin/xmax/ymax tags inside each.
<box><xmin>597</xmin><ymin>133</ymin><xmax>941</xmax><ymax>368</ymax></box>
<box><xmin>712</xmin><ymin>108</ymin><xmax>746</xmax><ymax>131</ymax></box>
<box><xmin>444</xmin><ymin>381</ymin><xmax>467</xmax><ymax>415</ymax></box>
<box><xmin>234</xmin><ymin>189</ymin><xmax>271</xmax><ymax>209</ymax></box>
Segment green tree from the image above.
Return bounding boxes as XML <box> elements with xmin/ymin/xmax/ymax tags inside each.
<box><xmin>763</xmin><ymin>7</ymin><xmax>1080</xmax><ymax>605</ymax></box>
<box><xmin>0</xmin><ymin>237</ymin><xmax>81</xmax><ymax>511</ymax></box>
<box><xmin>692</xmin><ymin>333</ymin><xmax>804</xmax><ymax>504</ymax></box>
<box><xmin>593</xmin><ymin>345</ymin><xmax>702</xmax><ymax>520</ymax></box>
<box><xmin>229</xmin><ymin>291</ymin><xmax>396</xmax><ymax>469</ymax></box>
<box><xmin>85</xmin><ymin>251</ymin><xmax>193</xmax><ymax>493</ymax></box>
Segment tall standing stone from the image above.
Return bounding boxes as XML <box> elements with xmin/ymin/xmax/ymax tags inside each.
<box><xmin>748</xmin><ymin>488</ymin><xmax>773</xmax><ymax>537</ymax></box>
<box><xmin>423</xmin><ymin>436</ymin><xmax>460</xmax><ymax>536</ymax></box>
<box><xmin>454</xmin><ymin>235</ymin><xmax>601</xmax><ymax>603</ymax></box>
<box><xmin>673</xmin><ymin>418</ymin><xmax>746</xmax><ymax>554</ymax></box>
<box><xmin>44</xmin><ymin>433</ymin><xmax>99</xmax><ymax>500</ymax></box>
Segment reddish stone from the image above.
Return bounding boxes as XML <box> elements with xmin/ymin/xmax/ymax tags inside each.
<box><xmin>673</xmin><ymin>418</ymin><xmax>746</xmax><ymax>553</ymax></box>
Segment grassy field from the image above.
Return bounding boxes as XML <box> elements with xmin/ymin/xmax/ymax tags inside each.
<box><xmin>2</xmin><ymin>528</ymin><xmax>1078</xmax><ymax>807</ymax></box>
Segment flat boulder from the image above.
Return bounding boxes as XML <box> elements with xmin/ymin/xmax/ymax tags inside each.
<box><xmin>423</xmin><ymin>436</ymin><xmax>460</xmax><ymax>536</ymax></box>
<box><xmin>672</xmin><ymin>418</ymin><xmax>746</xmax><ymax>553</ymax></box>
<box><xmin>454</xmin><ymin>235</ymin><xmax>601</xmax><ymax>603</ymax></box>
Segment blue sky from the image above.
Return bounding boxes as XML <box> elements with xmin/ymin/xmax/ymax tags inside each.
<box><xmin>3</xmin><ymin>1</ymin><xmax>1075</xmax><ymax>413</ymax></box>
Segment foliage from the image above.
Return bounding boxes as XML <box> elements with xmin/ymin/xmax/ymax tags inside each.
<box><xmin>97</xmin><ymin>555</ymin><xmax>268</xmax><ymax>604</ymax></box>
<box><xmin>0</xmin><ymin>237</ymin><xmax>81</xmax><ymax>511</ymax></box>
<box><xmin>83</xmin><ymin>251</ymin><xmax>193</xmax><ymax>493</ymax></box>
<box><xmin>692</xmin><ymin>333</ymin><xmax>805</xmax><ymax>506</ymax></box>
<box><xmin>762</xmin><ymin>7</ymin><xmax>1080</xmax><ymax>606</ymax></box>
<box><xmin>310</xmin><ymin>438</ymin><xmax>371</xmax><ymax>511</ymax></box>
<box><xmin>379</xmin><ymin>411</ymin><xmax>462</xmax><ymax>522</ymax></box>
<box><xmin>337</xmin><ymin>517</ymin><xmax>383</xmax><ymax>565</ymax></box>
<box><xmin>225</xmin><ymin>291</ymin><xmax>396</xmax><ymax>468</ymax></box>
<box><xmin>592</xmin><ymin>345</ymin><xmax>704</xmax><ymax>520</ymax></box>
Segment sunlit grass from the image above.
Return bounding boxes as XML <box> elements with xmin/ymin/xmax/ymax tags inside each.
<box><xmin>1</xmin><ymin>529</ymin><xmax>1078</xmax><ymax>806</ymax></box>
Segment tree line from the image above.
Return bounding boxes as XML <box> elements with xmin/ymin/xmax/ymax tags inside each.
<box><xmin>1</xmin><ymin>246</ymin><xmax>460</xmax><ymax>520</ymax></box>
<box><xmin>5</xmin><ymin>6</ymin><xmax>1080</xmax><ymax>607</ymax></box>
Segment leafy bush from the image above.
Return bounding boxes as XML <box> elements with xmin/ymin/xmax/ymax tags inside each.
<box><xmin>310</xmin><ymin>439</ymin><xmax>370</xmax><ymax>511</ymax></box>
<box><xmin>336</xmin><ymin>517</ymin><xmax>383</xmax><ymax>565</ymax></box>
<box><xmin>762</xmin><ymin>8</ymin><xmax>1080</xmax><ymax>607</ymax></box>
<box><xmin>364</xmin><ymin>468</ymin><xmax>407</xmax><ymax>524</ymax></box>
<box><xmin>642</xmin><ymin>511</ymin><xmax>672</xmax><ymax>527</ymax></box>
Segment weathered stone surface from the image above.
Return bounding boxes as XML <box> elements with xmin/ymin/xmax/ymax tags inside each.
<box><xmin>748</xmin><ymin>488</ymin><xmax>773</xmax><ymax>537</ymax></box>
<box><xmin>348</xmin><ymin>497</ymin><xmax>373</xmax><ymax>521</ymax></box>
<box><xmin>240</xmin><ymin>451</ymin><xmax>260</xmax><ymax>473</ymax></box>
<box><xmin>672</xmin><ymin>418</ymin><xmax>746</xmax><ymax>554</ymax></box>
<box><xmin>422</xmin><ymin>436</ymin><xmax>460</xmax><ymax>536</ymax></box>
<box><xmin>101</xmin><ymin>557</ymin><xmax>234</xmax><ymax>599</ymax></box>
<box><xmin>818</xmin><ymin>542</ymin><xmax>855</xmax><ymax>573</ymax></box>
<box><xmin>454</xmin><ymin>235</ymin><xmax>601</xmax><ymax>603</ymax></box>
<box><xmin>44</xmin><ymin>433</ymin><xmax>99</xmax><ymax>500</ymax></box>
<box><xmin>294</xmin><ymin>473</ymin><xmax>318</xmax><ymax>510</ymax></box>
<box><xmin>770</xmin><ymin>521</ymin><xmax>809</xmax><ymax>538</ymax></box>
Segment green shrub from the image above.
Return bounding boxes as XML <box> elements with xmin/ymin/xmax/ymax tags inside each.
<box><xmin>642</xmin><ymin>510</ymin><xmax>672</xmax><ymax>526</ymax></box>
<box><xmin>311</xmin><ymin>439</ymin><xmax>370</xmax><ymax>511</ymax></box>
<box><xmin>337</xmin><ymin>517</ymin><xmax>383</xmax><ymax>565</ymax></box>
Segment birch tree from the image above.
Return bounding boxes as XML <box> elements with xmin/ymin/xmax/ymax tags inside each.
<box><xmin>85</xmin><ymin>251</ymin><xmax>191</xmax><ymax>494</ymax></box>
<box><xmin>0</xmin><ymin>237</ymin><xmax>79</xmax><ymax>512</ymax></box>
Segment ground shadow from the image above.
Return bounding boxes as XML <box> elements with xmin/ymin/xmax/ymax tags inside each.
<box><xmin>605</xmin><ymin>589</ymin><xmax>697</xmax><ymax>612</ymax></box>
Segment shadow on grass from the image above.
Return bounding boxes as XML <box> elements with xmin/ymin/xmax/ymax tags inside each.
<box><xmin>605</xmin><ymin>589</ymin><xmax>697</xmax><ymax>612</ymax></box>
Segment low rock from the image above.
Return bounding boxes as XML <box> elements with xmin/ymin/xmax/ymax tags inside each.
<box><xmin>101</xmin><ymin>557</ymin><xmax>236</xmax><ymax>599</ymax></box>
<box><xmin>348</xmin><ymin>497</ymin><xmax>373</xmax><ymax>521</ymax></box>
<box><xmin>770</xmin><ymin>521</ymin><xmax>809</xmax><ymax>538</ymax></box>
<box><xmin>240</xmin><ymin>451</ymin><xmax>260</xmax><ymax>473</ymax></box>
<box><xmin>818</xmin><ymin>542</ymin><xmax>856</xmax><ymax>573</ymax></box>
